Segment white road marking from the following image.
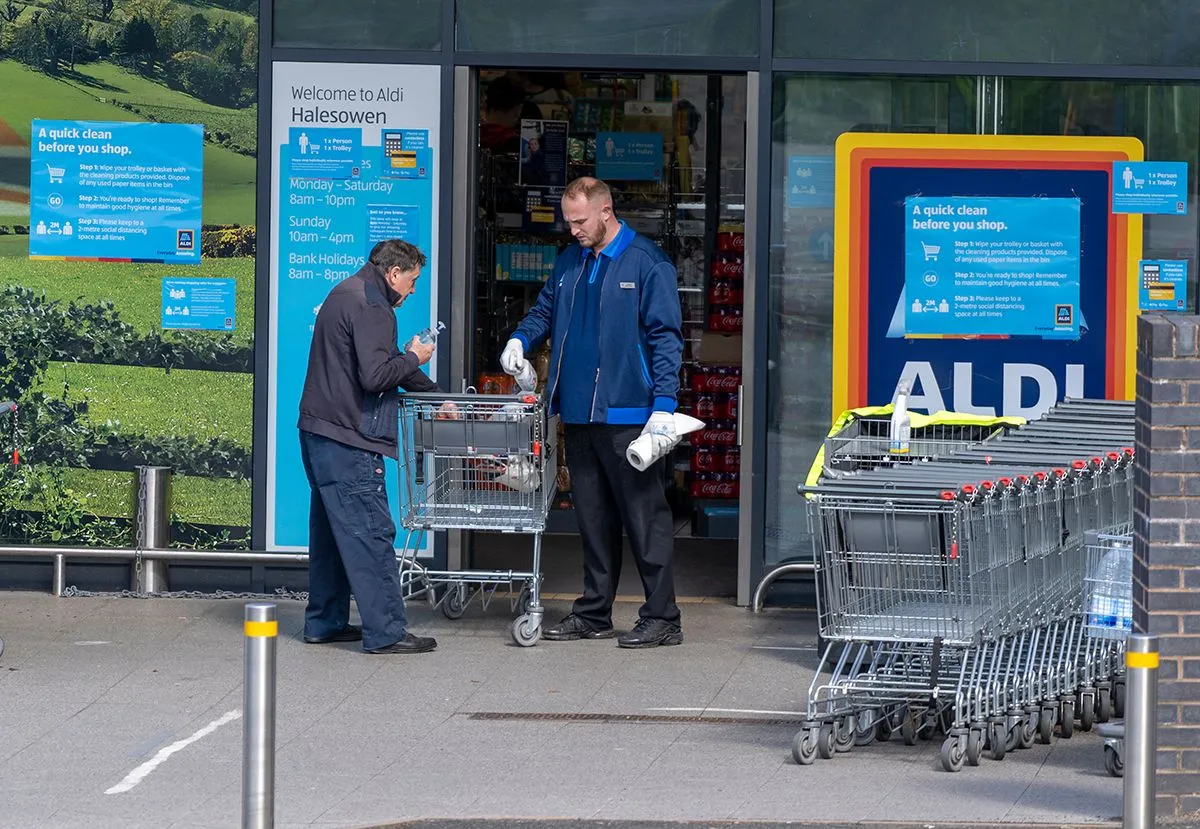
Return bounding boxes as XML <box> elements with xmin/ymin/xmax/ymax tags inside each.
<box><xmin>74</xmin><ymin>641</ymin><xmax>112</xmax><ymax>645</ymax></box>
<box><xmin>105</xmin><ymin>709</ymin><xmax>242</xmax><ymax>795</ymax></box>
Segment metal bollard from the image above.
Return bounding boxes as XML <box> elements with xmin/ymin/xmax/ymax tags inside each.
<box><xmin>1123</xmin><ymin>633</ymin><xmax>1159</xmax><ymax>829</ymax></box>
<box><xmin>242</xmin><ymin>602</ymin><xmax>277</xmax><ymax>829</ymax></box>
<box><xmin>131</xmin><ymin>465</ymin><xmax>171</xmax><ymax>593</ymax></box>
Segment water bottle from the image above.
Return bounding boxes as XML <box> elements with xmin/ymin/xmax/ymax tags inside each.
<box><xmin>1087</xmin><ymin>543</ymin><xmax>1133</xmax><ymax>636</ymax></box>
<box><xmin>417</xmin><ymin>321</ymin><xmax>445</xmax><ymax>344</ymax></box>
<box><xmin>889</xmin><ymin>381</ymin><xmax>911</xmax><ymax>455</ymax></box>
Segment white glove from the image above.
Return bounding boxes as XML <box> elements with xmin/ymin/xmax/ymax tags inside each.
<box><xmin>500</xmin><ymin>338</ymin><xmax>528</xmax><ymax>376</ymax></box>
<box><xmin>641</xmin><ymin>411</ymin><xmax>679</xmax><ymax>457</ymax></box>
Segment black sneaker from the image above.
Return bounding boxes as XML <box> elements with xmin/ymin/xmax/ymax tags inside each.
<box><xmin>618</xmin><ymin>617</ymin><xmax>683</xmax><ymax>649</ymax></box>
<box><xmin>542</xmin><ymin>613</ymin><xmax>616</xmax><ymax>641</ymax></box>
<box><xmin>366</xmin><ymin>632</ymin><xmax>437</xmax><ymax>654</ymax></box>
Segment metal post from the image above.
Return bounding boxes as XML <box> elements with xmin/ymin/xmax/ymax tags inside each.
<box><xmin>52</xmin><ymin>553</ymin><xmax>66</xmax><ymax>597</ymax></box>
<box><xmin>131</xmin><ymin>465</ymin><xmax>171</xmax><ymax>593</ymax></box>
<box><xmin>242</xmin><ymin>602</ymin><xmax>277</xmax><ymax>829</ymax></box>
<box><xmin>1123</xmin><ymin>633</ymin><xmax>1159</xmax><ymax>829</ymax></box>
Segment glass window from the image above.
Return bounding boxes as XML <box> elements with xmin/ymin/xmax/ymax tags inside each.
<box><xmin>457</xmin><ymin>0</ymin><xmax>757</xmax><ymax>56</ymax></box>
<box><xmin>764</xmin><ymin>73</ymin><xmax>1200</xmax><ymax>571</ymax></box>
<box><xmin>775</xmin><ymin>1</ymin><xmax>1200</xmax><ymax>65</ymax></box>
<box><xmin>274</xmin><ymin>0</ymin><xmax>441</xmax><ymax>50</ymax></box>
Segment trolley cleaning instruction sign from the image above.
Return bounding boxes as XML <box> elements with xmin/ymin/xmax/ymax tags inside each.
<box><xmin>904</xmin><ymin>196</ymin><xmax>1082</xmax><ymax>338</ymax></box>
<box><xmin>269</xmin><ymin>62</ymin><xmax>440</xmax><ymax>552</ymax></box>
<box><xmin>29</xmin><ymin>120</ymin><xmax>203</xmax><ymax>262</ymax></box>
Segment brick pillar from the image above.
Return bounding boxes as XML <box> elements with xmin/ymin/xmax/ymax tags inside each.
<box><xmin>1133</xmin><ymin>313</ymin><xmax>1200</xmax><ymax>822</ymax></box>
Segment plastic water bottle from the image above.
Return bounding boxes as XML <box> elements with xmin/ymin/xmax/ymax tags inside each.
<box><xmin>889</xmin><ymin>381</ymin><xmax>911</xmax><ymax>455</ymax></box>
<box><xmin>417</xmin><ymin>321</ymin><xmax>445</xmax><ymax>344</ymax></box>
<box><xmin>1087</xmin><ymin>543</ymin><xmax>1133</xmax><ymax>636</ymax></box>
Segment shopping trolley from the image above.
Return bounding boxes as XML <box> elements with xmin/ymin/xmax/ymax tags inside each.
<box><xmin>921</xmin><ymin>241</ymin><xmax>941</xmax><ymax>261</ymax></box>
<box><xmin>46</xmin><ymin>164</ymin><xmax>65</xmax><ymax>184</ymax></box>
<box><xmin>1083</xmin><ymin>531</ymin><xmax>1133</xmax><ymax>777</ymax></box>
<box><xmin>394</xmin><ymin>391</ymin><xmax>557</xmax><ymax>647</ymax></box>
<box><xmin>792</xmin><ymin>399</ymin><xmax>1136</xmax><ymax>771</ymax></box>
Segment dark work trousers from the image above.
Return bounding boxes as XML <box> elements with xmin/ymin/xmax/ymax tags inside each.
<box><xmin>299</xmin><ymin>430</ymin><xmax>408</xmax><ymax>651</ymax></box>
<box><xmin>564</xmin><ymin>424</ymin><xmax>680</xmax><ymax>627</ymax></box>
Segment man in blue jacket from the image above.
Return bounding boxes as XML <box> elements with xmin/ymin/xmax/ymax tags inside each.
<box><xmin>501</xmin><ymin>177</ymin><xmax>685</xmax><ymax>648</ymax></box>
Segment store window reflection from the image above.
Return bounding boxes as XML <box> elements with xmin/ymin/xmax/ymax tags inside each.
<box><xmin>765</xmin><ymin>73</ymin><xmax>1200</xmax><ymax>570</ymax></box>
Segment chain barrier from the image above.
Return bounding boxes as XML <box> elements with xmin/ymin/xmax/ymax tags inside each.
<box><xmin>133</xmin><ymin>470</ymin><xmax>146</xmax><ymax>584</ymax></box>
<box><xmin>61</xmin><ymin>585</ymin><xmax>309</xmax><ymax>601</ymax></box>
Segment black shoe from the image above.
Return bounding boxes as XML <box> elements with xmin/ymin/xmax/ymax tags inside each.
<box><xmin>303</xmin><ymin>624</ymin><xmax>363</xmax><ymax>644</ymax></box>
<box><xmin>367</xmin><ymin>632</ymin><xmax>437</xmax><ymax>654</ymax></box>
<box><xmin>618</xmin><ymin>617</ymin><xmax>683</xmax><ymax>649</ymax></box>
<box><xmin>542</xmin><ymin>613</ymin><xmax>616</xmax><ymax>641</ymax></box>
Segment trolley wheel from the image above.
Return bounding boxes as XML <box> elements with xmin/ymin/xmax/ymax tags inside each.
<box><xmin>0</xmin><ymin>636</ymin><xmax>4</xmax><ymax>660</ymax></box>
<box><xmin>988</xmin><ymin>722</ymin><xmax>1007</xmax><ymax>762</ymax></box>
<box><xmin>1114</xmin><ymin>681</ymin><xmax>1126</xmax><ymax>719</ymax></box>
<box><xmin>515</xmin><ymin>587</ymin><xmax>533</xmax><ymax>616</ymax></box>
<box><xmin>966</xmin><ymin>729</ymin><xmax>983</xmax><ymax>767</ymax></box>
<box><xmin>510</xmin><ymin>614</ymin><xmax>540</xmax><ymax>647</ymax></box>
<box><xmin>1104</xmin><ymin>745</ymin><xmax>1124</xmax><ymax>778</ymax></box>
<box><xmin>1005</xmin><ymin>722</ymin><xmax>1019</xmax><ymax>753</ymax></box>
<box><xmin>875</xmin><ymin>715</ymin><xmax>894</xmax><ymax>743</ymax></box>
<box><xmin>901</xmin><ymin>710</ymin><xmax>918</xmax><ymax>746</ymax></box>
<box><xmin>834</xmin><ymin>718</ymin><xmax>856</xmax><ymax>752</ymax></box>
<box><xmin>1038</xmin><ymin>705</ymin><xmax>1056</xmax><ymax>744</ymax></box>
<box><xmin>816</xmin><ymin>723</ymin><xmax>836</xmax><ymax>760</ymax></box>
<box><xmin>1097</xmin><ymin>687</ymin><xmax>1113</xmax><ymax>724</ymax></box>
<box><xmin>1018</xmin><ymin>714</ymin><xmax>1037</xmax><ymax>749</ymax></box>
<box><xmin>1059</xmin><ymin>700</ymin><xmax>1074</xmax><ymax>739</ymax></box>
<box><xmin>442</xmin><ymin>585</ymin><xmax>469</xmax><ymax>620</ymax></box>
<box><xmin>792</xmin><ymin>728</ymin><xmax>819</xmax><ymax>765</ymax></box>
<box><xmin>1079</xmin><ymin>693</ymin><xmax>1095</xmax><ymax>732</ymax></box>
<box><xmin>853</xmin><ymin>711</ymin><xmax>876</xmax><ymax>748</ymax></box>
<box><xmin>940</xmin><ymin>735</ymin><xmax>966</xmax><ymax>773</ymax></box>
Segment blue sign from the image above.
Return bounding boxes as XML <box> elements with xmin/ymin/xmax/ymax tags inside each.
<box><xmin>788</xmin><ymin>156</ymin><xmax>835</xmax><ymax>209</ymax></box>
<box><xmin>381</xmin><ymin>130</ymin><xmax>433</xmax><ymax>180</ymax></box>
<box><xmin>162</xmin><ymin>278</ymin><xmax>236</xmax><ymax>330</ymax></box>
<box><xmin>1112</xmin><ymin>161</ymin><xmax>1188</xmax><ymax>215</ymax></box>
<box><xmin>29</xmin><ymin>120</ymin><xmax>203</xmax><ymax>263</ymax></box>
<box><xmin>904</xmin><ymin>196</ymin><xmax>1081</xmax><ymax>338</ymax></box>
<box><xmin>288</xmin><ymin>128</ymin><xmax>361</xmax><ymax>179</ymax></box>
<box><xmin>595</xmin><ymin>132</ymin><xmax>663</xmax><ymax>181</ymax></box>
<box><xmin>869</xmin><ymin>167</ymin><xmax>1112</xmax><ymax>419</ymax></box>
<box><xmin>1139</xmin><ymin>260</ymin><xmax>1189</xmax><ymax>311</ymax></box>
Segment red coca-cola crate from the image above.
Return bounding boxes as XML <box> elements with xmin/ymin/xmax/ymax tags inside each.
<box><xmin>689</xmin><ymin>472</ymin><xmax>740</xmax><ymax>499</ymax></box>
<box><xmin>707</xmin><ymin>306</ymin><xmax>743</xmax><ymax>333</ymax></box>
<box><xmin>720</xmin><ymin>393</ymin><xmax>739</xmax><ymax>421</ymax></box>
<box><xmin>716</xmin><ymin>231</ymin><xmax>745</xmax><ymax>253</ymax></box>
<box><xmin>692</xmin><ymin>422</ymin><xmax>738</xmax><ymax>446</ymax></box>
<box><xmin>707</xmin><ymin>280</ymin><xmax>744</xmax><ymax>306</ymax></box>
<box><xmin>691</xmin><ymin>445</ymin><xmax>718</xmax><ymax>473</ymax></box>
<box><xmin>709</xmin><ymin>255</ymin><xmax>744</xmax><ymax>279</ymax></box>
<box><xmin>689</xmin><ymin>367</ymin><xmax>742</xmax><ymax>393</ymax></box>
<box><xmin>719</xmin><ymin>447</ymin><xmax>741</xmax><ymax>473</ymax></box>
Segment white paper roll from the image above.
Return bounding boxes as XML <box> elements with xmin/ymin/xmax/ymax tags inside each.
<box><xmin>624</xmin><ymin>413</ymin><xmax>707</xmax><ymax>471</ymax></box>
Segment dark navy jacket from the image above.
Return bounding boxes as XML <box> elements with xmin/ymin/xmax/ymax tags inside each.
<box><xmin>298</xmin><ymin>262</ymin><xmax>437</xmax><ymax>458</ymax></box>
<box><xmin>513</xmin><ymin>223</ymin><xmax>684</xmax><ymax>425</ymax></box>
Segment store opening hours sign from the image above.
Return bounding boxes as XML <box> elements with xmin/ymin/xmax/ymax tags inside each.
<box><xmin>268</xmin><ymin>62</ymin><xmax>441</xmax><ymax>552</ymax></box>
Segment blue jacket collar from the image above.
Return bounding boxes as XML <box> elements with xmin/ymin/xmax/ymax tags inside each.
<box><xmin>580</xmin><ymin>221</ymin><xmax>634</xmax><ymax>262</ymax></box>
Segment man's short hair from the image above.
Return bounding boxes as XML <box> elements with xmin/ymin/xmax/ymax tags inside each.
<box><xmin>563</xmin><ymin>176</ymin><xmax>611</xmax><ymax>204</ymax></box>
<box><xmin>369</xmin><ymin>239</ymin><xmax>427</xmax><ymax>273</ymax></box>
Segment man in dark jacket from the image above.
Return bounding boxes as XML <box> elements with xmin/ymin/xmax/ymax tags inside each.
<box><xmin>500</xmin><ymin>177</ymin><xmax>685</xmax><ymax>648</ymax></box>
<box><xmin>297</xmin><ymin>238</ymin><xmax>438</xmax><ymax>654</ymax></box>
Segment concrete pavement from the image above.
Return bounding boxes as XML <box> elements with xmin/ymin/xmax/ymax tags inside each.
<box><xmin>0</xmin><ymin>591</ymin><xmax>1125</xmax><ymax>828</ymax></box>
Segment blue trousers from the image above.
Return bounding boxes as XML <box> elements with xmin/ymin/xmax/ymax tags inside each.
<box><xmin>299</xmin><ymin>430</ymin><xmax>408</xmax><ymax>650</ymax></box>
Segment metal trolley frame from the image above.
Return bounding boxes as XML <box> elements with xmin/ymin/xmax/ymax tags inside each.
<box><xmin>394</xmin><ymin>392</ymin><xmax>558</xmax><ymax>647</ymax></box>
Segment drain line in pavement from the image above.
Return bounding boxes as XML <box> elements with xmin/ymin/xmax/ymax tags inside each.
<box><xmin>467</xmin><ymin>711</ymin><xmax>805</xmax><ymax>725</ymax></box>
<box><xmin>105</xmin><ymin>709</ymin><xmax>242</xmax><ymax>795</ymax></box>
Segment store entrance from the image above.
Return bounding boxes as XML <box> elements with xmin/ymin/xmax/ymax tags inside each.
<box><xmin>464</xmin><ymin>69</ymin><xmax>748</xmax><ymax>599</ymax></box>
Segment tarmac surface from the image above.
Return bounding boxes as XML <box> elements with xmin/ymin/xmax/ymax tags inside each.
<box><xmin>0</xmin><ymin>590</ymin><xmax>1129</xmax><ymax>829</ymax></box>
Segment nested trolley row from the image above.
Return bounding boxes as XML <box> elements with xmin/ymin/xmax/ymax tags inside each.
<box><xmin>795</xmin><ymin>399</ymin><xmax>1135</xmax><ymax>771</ymax></box>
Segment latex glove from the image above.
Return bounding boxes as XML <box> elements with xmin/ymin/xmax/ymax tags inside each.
<box><xmin>641</xmin><ymin>411</ymin><xmax>678</xmax><ymax>456</ymax></box>
<box><xmin>500</xmin><ymin>338</ymin><xmax>528</xmax><ymax>376</ymax></box>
